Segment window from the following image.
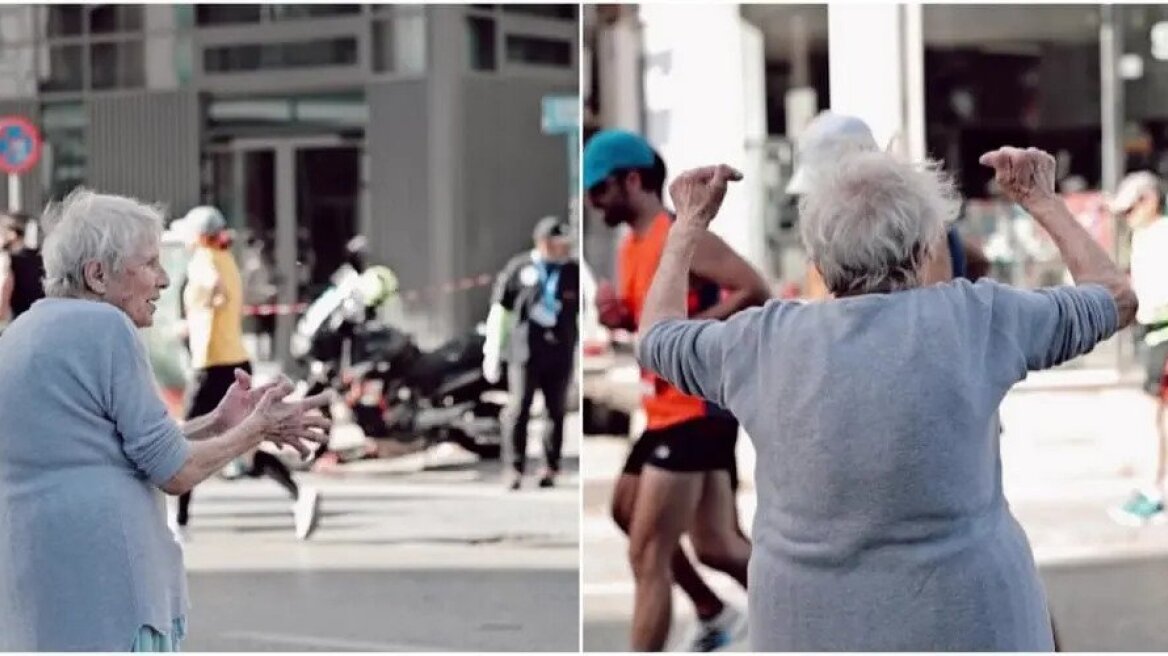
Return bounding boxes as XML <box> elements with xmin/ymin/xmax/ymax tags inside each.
<box><xmin>1</xmin><ymin>4</ymin><xmax>181</xmax><ymax>96</ymax></box>
<box><xmin>505</xmin><ymin>35</ymin><xmax>572</xmax><ymax>67</ymax></box>
<box><xmin>88</xmin><ymin>5</ymin><xmax>143</xmax><ymax>34</ymax></box>
<box><xmin>502</xmin><ymin>5</ymin><xmax>577</xmax><ymax>21</ymax></box>
<box><xmin>43</xmin><ymin>5</ymin><xmax>83</xmax><ymax>37</ymax></box>
<box><xmin>41</xmin><ymin>102</ymin><xmax>87</xmax><ymax>202</ymax></box>
<box><xmin>266</xmin><ymin>5</ymin><xmax>362</xmax><ymax>21</ymax></box>
<box><xmin>467</xmin><ymin>16</ymin><xmax>496</xmax><ymax>71</ymax></box>
<box><xmin>91</xmin><ymin>41</ymin><xmax>145</xmax><ymax>89</ymax></box>
<box><xmin>40</xmin><ymin>45</ymin><xmax>85</xmax><ymax>92</ymax></box>
<box><xmin>206</xmin><ymin>93</ymin><xmax>367</xmax><ymax>132</ymax></box>
<box><xmin>373</xmin><ymin>13</ymin><xmax>427</xmax><ymax>74</ymax></box>
<box><xmin>204</xmin><ymin>38</ymin><xmax>359</xmax><ymax>73</ymax></box>
<box><xmin>195</xmin><ymin>5</ymin><xmax>262</xmax><ymax>26</ymax></box>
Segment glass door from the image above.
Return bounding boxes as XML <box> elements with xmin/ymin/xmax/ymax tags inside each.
<box><xmin>204</xmin><ymin>139</ymin><xmax>362</xmax><ymax>367</ymax></box>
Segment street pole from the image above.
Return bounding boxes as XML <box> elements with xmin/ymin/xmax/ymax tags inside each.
<box><xmin>1100</xmin><ymin>4</ymin><xmax>1125</xmax><ymax>372</ymax></box>
<box><xmin>7</xmin><ymin>173</ymin><xmax>19</xmax><ymax>213</ymax></box>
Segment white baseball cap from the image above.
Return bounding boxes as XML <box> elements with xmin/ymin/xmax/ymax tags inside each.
<box><xmin>786</xmin><ymin>112</ymin><xmax>880</xmax><ymax>195</ymax></box>
<box><xmin>170</xmin><ymin>206</ymin><xmax>227</xmax><ymax>243</ymax></box>
<box><xmin>1109</xmin><ymin>171</ymin><xmax>1161</xmax><ymax>214</ymax></box>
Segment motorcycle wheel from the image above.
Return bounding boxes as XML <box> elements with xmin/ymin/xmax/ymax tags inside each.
<box><xmin>447</xmin><ymin>400</ymin><xmax>503</xmax><ymax>460</ymax></box>
<box><xmin>451</xmin><ymin>430</ymin><xmax>501</xmax><ymax>460</ymax></box>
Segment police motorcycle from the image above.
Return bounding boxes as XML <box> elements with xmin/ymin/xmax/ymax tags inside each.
<box><xmin>291</xmin><ymin>262</ymin><xmax>505</xmax><ymax>461</ymax></box>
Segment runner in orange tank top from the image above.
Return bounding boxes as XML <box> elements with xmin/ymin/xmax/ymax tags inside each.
<box><xmin>586</xmin><ymin>129</ymin><xmax>771</xmax><ymax>651</ymax></box>
<box><xmin>618</xmin><ymin>211</ymin><xmax>725</xmax><ymax>431</ymax></box>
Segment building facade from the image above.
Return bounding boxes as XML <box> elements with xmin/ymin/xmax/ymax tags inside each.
<box><xmin>0</xmin><ymin>4</ymin><xmax>579</xmax><ymax>355</ymax></box>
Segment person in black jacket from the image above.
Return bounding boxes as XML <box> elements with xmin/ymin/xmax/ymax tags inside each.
<box><xmin>0</xmin><ymin>212</ymin><xmax>45</xmax><ymax>323</ymax></box>
<box><xmin>483</xmin><ymin>216</ymin><xmax>579</xmax><ymax>490</ymax></box>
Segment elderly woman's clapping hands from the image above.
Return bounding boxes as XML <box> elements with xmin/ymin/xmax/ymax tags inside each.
<box><xmin>235</xmin><ymin>379</ymin><xmax>332</xmax><ymax>459</ymax></box>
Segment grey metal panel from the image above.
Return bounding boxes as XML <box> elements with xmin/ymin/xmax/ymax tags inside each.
<box><xmin>0</xmin><ymin>100</ymin><xmax>45</xmax><ymax>215</ymax></box>
<box><xmin>86</xmin><ymin>91</ymin><xmax>201</xmax><ymax>217</ymax></box>
<box><xmin>458</xmin><ymin>75</ymin><xmax>576</xmax><ymax>329</ymax></box>
<box><xmin>365</xmin><ymin>80</ymin><xmax>432</xmax><ymax>303</ymax></box>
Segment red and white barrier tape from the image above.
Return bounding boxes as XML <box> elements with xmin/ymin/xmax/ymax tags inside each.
<box><xmin>242</xmin><ymin>272</ymin><xmax>497</xmax><ymax>317</ymax></box>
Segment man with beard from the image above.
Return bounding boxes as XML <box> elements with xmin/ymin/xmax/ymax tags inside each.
<box><xmin>585</xmin><ymin>129</ymin><xmax>769</xmax><ymax>651</ymax></box>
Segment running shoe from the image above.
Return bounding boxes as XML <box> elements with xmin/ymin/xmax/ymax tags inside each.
<box><xmin>677</xmin><ymin>604</ymin><xmax>748</xmax><ymax>652</ymax></box>
<box><xmin>294</xmin><ymin>487</ymin><xmax>322</xmax><ymax>540</ymax></box>
<box><xmin>1109</xmin><ymin>490</ymin><xmax>1165</xmax><ymax>526</ymax></box>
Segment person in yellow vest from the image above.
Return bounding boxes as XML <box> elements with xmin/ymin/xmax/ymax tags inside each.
<box><xmin>172</xmin><ymin>206</ymin><xmax>321</xmax><ymax>541</ymax></box>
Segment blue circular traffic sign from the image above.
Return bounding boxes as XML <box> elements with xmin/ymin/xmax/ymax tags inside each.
<box><xmin>0</xmin><ymin>116</ymin><xmax>41</xmax><ymax>175</ymax></box>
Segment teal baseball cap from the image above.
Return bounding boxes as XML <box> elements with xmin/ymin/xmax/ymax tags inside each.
<box><xmin>583</xmin><ymin>129</ymin><xmax>656</xmax><ymax>192</ymax></box>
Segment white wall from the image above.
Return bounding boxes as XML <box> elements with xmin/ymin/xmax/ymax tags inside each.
<box><xmin>640</xmin><ymin>4</ymin><xmax>769</xmax><ymax>274</ymax></box>
<box><xmin>827</xmin><ymin>4</ymin><xmax>925</xmax><ymax>162</ymax></box>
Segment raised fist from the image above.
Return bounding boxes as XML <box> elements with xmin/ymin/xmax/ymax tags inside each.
<box><xmin>668</xmin><ymin>165</ymin><xmax>743</xmax><ymax>228</ymax></box>
<box><xmin>978</xmin><ymin>147</ymin><xmax>1057</xmax><ymax>209</ymax></box>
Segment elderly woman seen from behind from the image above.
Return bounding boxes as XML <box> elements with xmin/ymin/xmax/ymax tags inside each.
<box><xmin>0</xmin><ymin>189</ymin><xmax>331</xmax><ymax>651</ymax></box>
<box><xmin>637</xmin><ymin>148</ymin><xmax>1136</xmax><ymax>651</ymax></box>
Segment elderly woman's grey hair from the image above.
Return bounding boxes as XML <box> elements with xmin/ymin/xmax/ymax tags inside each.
<box><xmin>40</xmin><ymin>188</ymin><xmax>166</xmax><ymax>297</ymax></box>
<box><xmin>798</xmin><ymin>151</ymin><xmax>962</xmax><ymax>296</ymax></box>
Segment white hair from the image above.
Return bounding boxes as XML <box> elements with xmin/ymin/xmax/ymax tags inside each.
<box><xmin>798</xmin><ymin>151</ymin><xmax>961</xmax><ymax>296</ymax></box>
<box><xmin>40</xmin><ymin>188</ymin><xmax>166</xmax><ymax>297</ymax></box>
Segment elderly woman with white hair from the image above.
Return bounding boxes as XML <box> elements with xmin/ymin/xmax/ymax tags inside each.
<box><xmin>0</xmin><ymin>188</ymin><xmax>332</xmax><ymax>651</ymax></box>
<box><xmin>636</xmin><ymin>148</ymin><xmax>1137</xmax><ymax>650</ymax></box>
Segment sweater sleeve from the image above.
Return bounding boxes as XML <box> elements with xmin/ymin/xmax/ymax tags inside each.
<box><xmin>637</xmin><ymin>318</ymin><xmax>729</xmax><ymax>406</ymax></box>
<box><xmin>988</xmin><ymin>281</ymin><xmax>1120</xmax><ymax>379</ymax></box>
<box><xmin>106</xmin><ymin>312</ymin><xmax>190</xmax><ymax>486</ymax></box>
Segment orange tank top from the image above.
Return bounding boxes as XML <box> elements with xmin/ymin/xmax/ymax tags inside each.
<box><xmin>618</xmin><ymin>212</ymin><xmax>726</xmax><ymax>430</ymax></box>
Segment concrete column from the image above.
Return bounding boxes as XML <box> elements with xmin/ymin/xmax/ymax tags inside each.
<box><xmin>827</xmin><ymin>3</ymin><xmax>925</xmax><ymax>162</ymax></box>
<box><xmin>640</xmin><ymin>4</ymin><xmax>768</xmax><ymax>273</ymax></box>
<box><xmin>425</xmin><ymin>6</ymin><xmax>465</xmax><ymax>340</ymax></box>
<box><xmin>596</xmin><ymin>9</ymin><xmax>643</xmax><ymax>132</ymax></box>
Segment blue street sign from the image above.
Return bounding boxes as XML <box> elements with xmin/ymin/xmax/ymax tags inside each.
<box><xmin>541</xmin><ymin>95</ymin><xmax>578</xmax><ymax>135</ymax></box>
<box><xmin>0</xmin><ymin>116</ymin><xmax>41</xmax><ymax>175</ymax></box>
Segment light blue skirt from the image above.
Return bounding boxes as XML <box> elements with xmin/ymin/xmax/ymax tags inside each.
<box><xmin>130</xmin><ymin>617</ymin><xmax>187</xmax><ymax>652</ymax></box>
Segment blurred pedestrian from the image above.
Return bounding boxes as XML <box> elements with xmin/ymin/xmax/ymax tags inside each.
<box><xmin>585</xmin><ymin>130</ymin><xmax>767</xmax><ymax>651</ymax></box>
<box><xmin>483</xmin><ymin>216</ymin><xmax>579</xmax><ymax>490</ymax></box>
<box><xmin>636</xmin><ymin>148</ymin><xmax>1135</xmax><ymax>650</ymax></box>
<box><xmin>0</xmin><ymin>188</ymin><xmax>330</xmax><ymax>651</ymax></box>
<box><xmin>241</xmin><ymin>232</ymin><xmax>277</xmax><ymax>362</ymax></box>
<box><xmin>0</xmin><ymin>211</ymin><xmax>44</xmax><ymax>323</ymax></box>
<box><xmin>788</xmin><ymin>113</ymin><xmax>966</xmax><ymax>296</ymax></box>
<box><xmin>1108</xmin><ymin>171</ymin><xmax>1168</xmax><ymax>525</ymax></box>
<box><xmin>173</xmin><ymin>206</ymin><xmax>322</xmax><ymax>541</ymax></box>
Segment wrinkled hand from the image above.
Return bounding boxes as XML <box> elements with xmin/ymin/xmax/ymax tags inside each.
<box><xmin>241</xmin><ymin>382</ymin><xmax>333</xmax><ymax>459</ymax></box>
<box><xmin>214</xmin><ymin>369</ymin><xmax>287</xmax><ymax>433</ymax></box>
<box><xmin>978</xmin><ymin>147</ymin><xmax>1057</xmax><ymax>209</ymax></box>
<box><xmin>668</xmin><ymin>165</ymin><xmax>743</xmax><ymax>228</ymax></box>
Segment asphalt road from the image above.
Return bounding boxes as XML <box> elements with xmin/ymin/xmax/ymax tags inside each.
<box><xmin>176</xmin><ymin>422</ymin><xmax>581</xmax><ymax>652</ymax></box>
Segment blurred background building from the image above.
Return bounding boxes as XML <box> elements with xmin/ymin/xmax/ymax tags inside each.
<box><xmin>0</xmin><ymin>4</ymin><xmax>578</xmax><ymax>358</ymax></box>
<box><xmin>584</xmin><ymin>3</ymin><xmax>1168</xmax><ymax>374</ymax></box>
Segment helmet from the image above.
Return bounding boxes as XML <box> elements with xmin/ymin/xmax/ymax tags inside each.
<box><xmin>357</xmin><ymin>265</ymin><xmax>399</xmax><ymax>307</ymax></box>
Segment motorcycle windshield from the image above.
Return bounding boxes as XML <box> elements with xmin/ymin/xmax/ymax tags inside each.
<box><xmin>298</xmin><ymin>266</ymin><xmax>361</xmax><ymax>338</ymax></box>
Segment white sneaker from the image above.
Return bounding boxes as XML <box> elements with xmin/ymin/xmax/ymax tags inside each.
<box><xmin>171</xmin><ymin>525</ymin><xmax>190</xmax><ymax>545</ymax></box>
<box><xmin>293</xmin><ymin>487</ymin><xmax>322</xmax><ymax>540</ymax></box>
<box><xmin>677</xmin><ymin>605</ymin><xmax>749</xmax><ymax>652</ymax></box>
